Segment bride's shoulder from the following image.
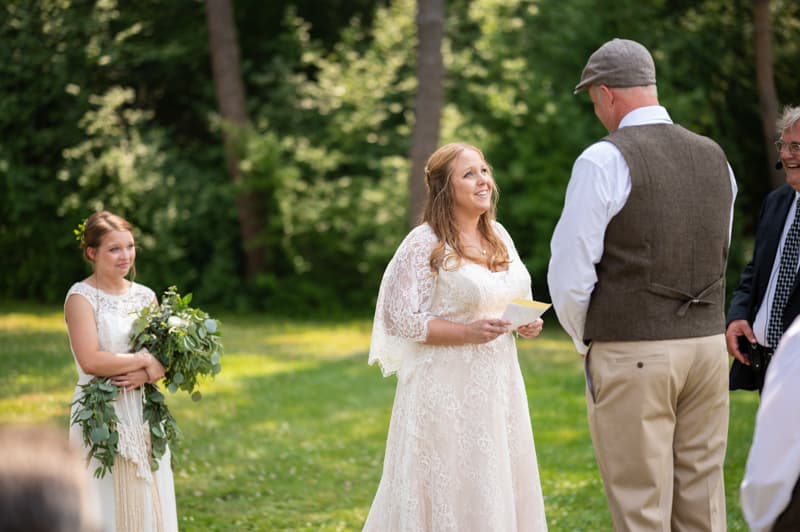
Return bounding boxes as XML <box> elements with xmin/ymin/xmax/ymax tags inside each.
<box><xmin>64</xmin><ymin>281</ymin><xmax>101</xmax><ymax>312</ymax></box>
<box><xmin>395</xmin><ymin>224</ymin><xmax>439</xmax><ymax>256</ymax></box>
<box><xmin>404</xmin><ymin>223</ymin><xmax>438</xmax><ymax>245</ymax></box>
<box><xmin>65</xmin><ymin>280</ymin><xmax>93</xmax><ymax>300</ymax></box>
<box><xmin>490</xmin><ymin>220</ymin><xmax>514</xmax><ymax>243</ymax></box>
<box><xmin>130</xmin><ymin>282</ymin><xmax>156</xmax><ymax>301</ymax></box>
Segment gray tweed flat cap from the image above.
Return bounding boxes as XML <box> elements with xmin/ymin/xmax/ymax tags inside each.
<box><xmin>574</xmin><ymin>38</ymin><xmax>656</xmax><ymax>94</ymax></box>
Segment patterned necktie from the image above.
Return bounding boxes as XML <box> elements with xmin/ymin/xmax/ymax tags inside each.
<box><xmin>767</xmin><ymin>196</ymin><xmax>800</xmax><ymax>348</ymax></box>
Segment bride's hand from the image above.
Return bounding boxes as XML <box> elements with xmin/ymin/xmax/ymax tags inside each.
<box><xmin>516</xmin><ymin>318</ymin><xmax>544</xmax><ymax>339</ymax></box>
<box><xmin>464</xmin><ymin>319</ymin><xmax>511</xmax><ymax>344</ymax></box>
<box><xmin>141</xmin><ymin>351</ymin><xmax>166</xmax><ymax>382</ymax></box>
<box><xmin>110</xmin><ymin>369</ymin><xmax>150</xmax><ymax>391</ymax></box>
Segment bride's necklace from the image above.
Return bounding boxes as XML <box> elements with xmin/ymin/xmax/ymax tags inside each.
<box><xmin>460</xmin><ymin>232</ymin><xmax>487</xmax><ymax>256</ymax></box>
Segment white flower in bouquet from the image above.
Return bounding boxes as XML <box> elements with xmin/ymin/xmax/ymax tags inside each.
<box><xmin>167</xmin><ymin>316</ymin><xmax>184</xmax><ymax>328</ymax></box>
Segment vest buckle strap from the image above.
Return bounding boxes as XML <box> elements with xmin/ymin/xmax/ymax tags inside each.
<box><xmin>676</xmin><ymin>297</ymin><xmax>711</xmax><ymax>317</ymax></box>
<box><xmin>647</xmin><ymin>275</ymin><xmax>725</xmax><ymax>317</ymax></box>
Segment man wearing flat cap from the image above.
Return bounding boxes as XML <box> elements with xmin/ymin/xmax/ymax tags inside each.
<box><xmin>548</xmin><ymin>38</ymin><xmax>737</xmax><ymax>531</ymax></box>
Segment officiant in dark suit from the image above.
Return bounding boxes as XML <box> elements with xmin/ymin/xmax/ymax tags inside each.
<box><xmin>727</xmin><ymin>105</ymin><xmax>800</xmax><ymax>392</ymax></box>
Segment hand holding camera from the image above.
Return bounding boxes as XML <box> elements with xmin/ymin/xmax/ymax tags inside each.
<box><xmin>741</xmin><ymin>340</ymin><xmax>772</xmax><ymax>373</ymax></box>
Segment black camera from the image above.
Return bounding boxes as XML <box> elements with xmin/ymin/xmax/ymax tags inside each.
<box><xmin>738</xmin><ymin>339</ymin><xmax>773</xmax><ymax>372</ymax></box>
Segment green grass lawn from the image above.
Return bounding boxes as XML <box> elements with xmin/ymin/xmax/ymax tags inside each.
<box><xmin>0</xmin><ymin>304</ymin><xmax>758</xmax><ymax>531</ymax></box>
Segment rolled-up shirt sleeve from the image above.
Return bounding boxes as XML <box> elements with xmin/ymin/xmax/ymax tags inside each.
<box><xmin>548</xmin><ymin>146</ymin><xmax>629</xmax><ymax>354</ymax></box>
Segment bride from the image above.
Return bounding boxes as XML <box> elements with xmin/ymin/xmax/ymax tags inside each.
<box><xmin>65</xmin><ymin>211</ymin><xmax>178</xmax><ymax>532</ymax></box>
<box><xmin>363</xmin><ymin>143</ymin><xmax>548</xmax><ymax>531</ymax></box>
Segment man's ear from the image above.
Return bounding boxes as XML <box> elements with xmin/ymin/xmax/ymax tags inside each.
<box><xmin>597</xmin><ymin>85</ymin><xmax>614</xmax><ymax>104</ymax></box>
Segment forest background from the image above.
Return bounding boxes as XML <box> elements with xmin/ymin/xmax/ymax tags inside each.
<box><xmin>2</xmin><ymin>0</ymin><xmax>799</xmax><ymax>315</ymax></box>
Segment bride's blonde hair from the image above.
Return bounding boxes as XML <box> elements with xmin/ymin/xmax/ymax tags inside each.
<box><xmin>421</xmin><ymin>143</ymin><xmax>509</xmax><ymax>273</ymax></box>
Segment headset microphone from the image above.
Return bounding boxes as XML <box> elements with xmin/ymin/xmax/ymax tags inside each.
<box><xmin>776</xmin><ymin>160</ymin><xmax>784</xmax><ymax>170</ymax></box>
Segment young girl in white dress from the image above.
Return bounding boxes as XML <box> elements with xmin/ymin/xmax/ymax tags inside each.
<box><xmin>364</xmin><ymin>143</ymin><xmax>548</xmax><ymax>531</ymax></box>
<box><xmin>65</xmin><ymin>211</ymin><xmax>178</xmax><ymax>532</ymax></box>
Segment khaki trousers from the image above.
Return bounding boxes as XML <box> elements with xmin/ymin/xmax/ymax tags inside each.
<box><xmin>585</xmin><ymin>334</ymin><xmax>728</xmax><ymax>532</ymax></box>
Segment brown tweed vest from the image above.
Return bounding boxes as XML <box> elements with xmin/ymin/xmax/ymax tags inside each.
<box><xmin>583</xmin><ymin>123</ymin><xmax>732</xmax><ymax>343</ymax></box>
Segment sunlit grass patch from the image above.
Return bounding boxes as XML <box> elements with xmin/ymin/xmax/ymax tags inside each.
<box><xmin>220</xmin><ymin>318</ymin><xmax>372</xmax><ymax>361</ymax></box>
<box><xmin>0</xmin><ymin>309</ymin><xmax>66</xmax><ymax>333</ymax></box>
<box><xmin>0</xmin><ymin>391</ymin><xmax>72</xmax><ymax>425</ymax></box>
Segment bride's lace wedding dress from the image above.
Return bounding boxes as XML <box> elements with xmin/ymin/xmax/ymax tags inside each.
<box><xmin>66</xmin><ymin>281</ymin><xmax>178</xmax><ymax>532</ymax></box>
<box><xmin>364</xmin><ymin>222</ymin><xmax>547</xmax><ymax>531</ymax></box>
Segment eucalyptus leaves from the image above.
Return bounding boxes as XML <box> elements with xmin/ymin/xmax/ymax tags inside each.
<box><xmin>71</xmin><ymin>379</ymin><xmax>121</xmax><ymax>477</ymax></box>
<box><xmin>131</xmin><ymin>286</ymin><xmax>222</xmax><ymax>400</ymax></box>
<box><xmin>72</xmin><ymin>286</ymin><xmax>222</xmax><ymax>478</ymax></box>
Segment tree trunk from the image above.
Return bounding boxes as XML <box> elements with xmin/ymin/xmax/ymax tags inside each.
<box><xmin>753</xmin><ymin>0</ymin><xmax>783</xmax><ymax>189</ymax></box>
<box><xmin>408</xmin><ymin>0</ymin><xmax>445</xmax><ymax>227</ymax></box>
<box><xmin>205</xmin><ymin>0</ymin><xmax>266</xmax><ymax>280</ymax></box>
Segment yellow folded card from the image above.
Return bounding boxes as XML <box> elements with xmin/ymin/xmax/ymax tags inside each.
<box><xmin>501</xmin><ymin>298</ymin><xmax>552</xmax><ymax>330</ymax></box>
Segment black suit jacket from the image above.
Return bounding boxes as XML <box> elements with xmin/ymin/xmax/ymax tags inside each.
<box><xmin>728</xmin><ymin>184</ymin><xmax>800</xmax><ymax>389</ymax></box>
<box><xmin>728</xmin><ymin>184</ymin><xmax>800</xmax><ymax>329</ymax></box>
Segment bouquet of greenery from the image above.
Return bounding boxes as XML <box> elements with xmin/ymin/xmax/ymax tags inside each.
<box><xmin>72</xmin><ymin>286</ymin><xmax>223</xmax><ymax>478</ymax></box>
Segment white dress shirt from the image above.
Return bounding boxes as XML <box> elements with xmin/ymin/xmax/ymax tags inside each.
<box><xmin>741</xmin><ymin>316</ymin><xmax>800</xmax><ymax>531</ymax></box>
<box><xmin>548</xmin><ymin>106</ymin><xmax>738</xmax><ymax>354</ymax></box>
<box><xmin>752</xmin><ymin>191</ymin><xmax>800</xmax><ymax>347</ymax></box>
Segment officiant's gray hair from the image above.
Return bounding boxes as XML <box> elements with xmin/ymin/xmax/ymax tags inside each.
<box><xmin>777</xmin><ymin>105</ymin><xmax>800</xmax><ymax>134</ymax></box>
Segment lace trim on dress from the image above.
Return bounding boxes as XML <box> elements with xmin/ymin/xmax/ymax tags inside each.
<box><xmin>65</xmin><ymin>281</ymin><xmax>155</xmax><ymax>316</ymax></box>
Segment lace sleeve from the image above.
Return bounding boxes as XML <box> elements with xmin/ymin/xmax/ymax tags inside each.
<box><xmin>368</xmin><ymin>225</ymin><xmax>439</xmax><ymax>377</ymax></box>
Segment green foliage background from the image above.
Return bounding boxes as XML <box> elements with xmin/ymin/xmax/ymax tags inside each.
<box><xmin>3</xmin><ymin>0</ymin><xmax>800</xmax><ymax>311</ymax></box>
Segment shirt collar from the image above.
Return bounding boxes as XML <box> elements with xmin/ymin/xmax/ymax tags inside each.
<box><xmin>618</xmin><ymin>105</ymin><xmax>673</xmax><ymax>129</ymax></box>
